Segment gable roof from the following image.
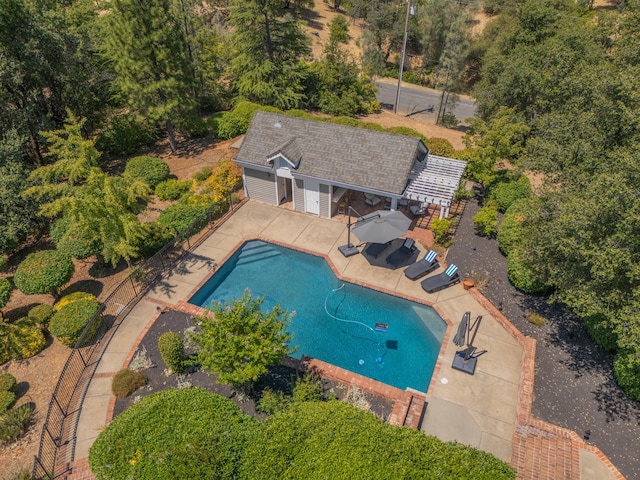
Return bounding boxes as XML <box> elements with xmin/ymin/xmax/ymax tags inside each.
<box><xmin>234</xmin><ymin>111</ymin><xmax>427</xmax><ymax>195</ymax></box>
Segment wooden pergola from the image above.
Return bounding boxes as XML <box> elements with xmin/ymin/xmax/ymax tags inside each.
<box><xmin>403</xmin><ymin>154</ymin><xmax>467</xmax><ymax>219</ymax></box>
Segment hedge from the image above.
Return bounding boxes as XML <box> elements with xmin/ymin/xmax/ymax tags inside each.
<box><xmin>49</xmin><ymin>298</ymin><xmax>101</xmax><ymax>347</ymax></box>
<box><xmin>426</xmin><ymin>137</ymin><xmax>456</xmax><ymax>157</ymax></box>
<box><xmin>613</xmin><ymin>350</ymin><xmax>640</xmax><ymax>401</ymax></box>
<box><xmin>124</xmin><ymin>156</ymin><xmax>170</xmax><ymax>189</ymax></box>
<box><xmin>158</xmin><ymin>332</ymin><xmax>185</xmax><ymax>374</ymax></box>
<box><xmin>89</xmin><ymin>390</ymin><xmax>514</xmax><ymax>480</ymax></box>
<box><xmin>13</xmin><ymin>250</ymin><xmax>74</xmax><ymax>295</ymax></box>
<box><xmin>497</xmin><ymin>198</ymin><xmax>532</xmax><ymax>257</ymax></box>
<box><xmin>217</xmin><ymin>102</ymin><xmax>282</xmax><ymax>139</ymax></box>
<box><xmin>473</xmin><ymin>205</ymin><xmax>499</xmax><ymax>237</ymax></box>
<box><xmin>155</xmin><ymin>179</ymin><xmax>192</xmax><ymax>201</ymax></box>
<box><xmin>89</xmin><ymin>388</ymin><xmax>258</xmax><ymax>480</ymax></box>
<box><xmin>157</xmin><ymin>203</ymin><xmax>210</xmax><ymax>235</ymax></box>
<box><xmin>487</xmin><ymin>174</ymin><xmax>531</xmax><ymax>213</ymax></box>
<box><xmin>506</xmin><ymin>253</ymin><xmax>548</xmax><ymax>294</ymax></box>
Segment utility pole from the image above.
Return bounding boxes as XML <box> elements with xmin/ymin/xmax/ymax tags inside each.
<box><xmin>393</xmin><ymin>0</ymin><xmax>412</xmax><ymax>115</ymax></box>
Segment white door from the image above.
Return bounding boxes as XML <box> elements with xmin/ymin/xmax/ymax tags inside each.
<box><xmin>305</xmin><ymin>180</ymin><xmax>320</xmax><ymax>215</ymax></box>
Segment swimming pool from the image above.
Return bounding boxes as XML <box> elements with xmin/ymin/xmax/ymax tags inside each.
<box><xmin>189</xmin><ymin>240</ymin><xmax>446</xmax><ymax>391</ymax></box>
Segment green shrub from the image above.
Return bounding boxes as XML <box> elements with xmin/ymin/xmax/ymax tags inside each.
<box><xmin>157</xmin><ymin>203</ymin><xmax>210</xmax><ymax>235</ymax></box>
<box><xmin>124</xmin><ymin>156</ymin><xmax>170</xmax><ymax>189</ymax></box>
<box><xmin>132</xmin><ymin>222</ymin><xmax>173</xmax><ymax>258</ymax></box>
<box><xmin>0</xmin><ymin>403</ymin><xmax>33</xmax><ymax>446</ymax></box>
<box><xmin>13</xmin><ymin>250</ymin><xmax>74</xmax><ymax>295</ymax></box>
<box><xmin>8</xmin><ymin>325</ymin><xmax>47</xmax><ymax>359</ymax></box>
<box><xmin>217</xmin><ymin>101</ymin><xmax>282</xmax><ymax>139</ymax></box>
<box><xmin>155</xmin><ymin>179</ymin><xmax>191</xmax><ymax>201</ymax></box>
<box><xmin>96</xmin><ymin>114</ymin><xmax>159</xmax><ymax>155</ymax></box>
<box><xmin>0</xmin><ymin>256</ymin><xmax>6</xmax><ymax>272</ymax></box>
<box><xmin>361</xmin><ymin>121</ymin><xmax>386</xmax><ymax>131</ymax></box>
<box><xmin>584</xmin><ymin>314</ymin><xmax>618</xmax><ymax>352</ymax></box>
<box><xmin>402</xmin><ymin>70</ymin><xmax>423</xmax><ymax>85</ymax></box>
<box><xmin>384</xmin><ymin>126</ymin><xmax>428</xmax><ymax>143</ymax></box>
<box><xmin>257</xmin><ymin>388</ymin><xmax>291</xmax><ymax>414</ymax></box>
<box><xmin>49</xmin><ymin>298</ymin><xmax>101</xmax><ymax>347</ymax></box>
<box><xmin>28</xmin><ymin>304</ymin><xmax>54</xmax><ymax>327</ymax></box>
<box><xmin>242</xmin><ymin>401</ymin><xmax>515</xmax><ymax>479</ymax></box>
<box><xmin>0</xmin><ymin>373</ymin><xmax>16</xmax><ymax>392</ymax></box>
<box><xmin>473</xmin><ymin>204</ymin><xmax>499</xmax><ymax>237</ymax></box>
<box><xmin>54</xmin><ymin>292</ymin><xmax>97</xmax><ymax>312</ymax></box>
<box><xmin>0</xmin><ymin>391</ymin><xmax>16</xmax><ymax>412</ymax></box>
<box><xmin>284</xmin><ymin>109</ymin><xmax>318</xmax><ymax>120</ymax></box>
<box><xmin>206</xmin><ymin>111</ymin><xmax>227</xmax><ymax>137</ymax></box>
<box><xmin>498</xmin><ymin>199</ymin><xmax>529</xmax><ymax>257</ymax></box>
<box><xmin>426</xmin><ymin>137</ymin><xmax>456</xmax><ymax>157</ymax></box>
<box><xmin>158</xmin><ymin>331</ymin><xmax>185</xmax><ymax>374</ymax></box>
<box><xmin>506</xmin><ymin>253</ymin><xmax>547</xmax><ymax>294</ymax></box>
<box><xmin>0</xmin><ymin>277</ymin><xmax>11</xmax><ymax>310</ymax></box>
<box><xmin>192</xmin><ymin>167</ymin><xmax>213</xmax><ymax>183</ymax></box>
<box><xmin>89</xmin><ymin>388</ymin><xmax>257</xmax><ymax>479</ymax></box>
<box><xmin>430</xmin><ymin>218</ymin><xmax>453</xmax><ymax>246</ymax></box>
<box><xmin>455</xmin><ymin>186</ymin><xmax>475</xmax><ymax>201</ymax></box>
<box><xmin>488</xmin><ymin>175</ymin><xmax>531</xmax><ymax>213</ymax></box>
<box><xmin>326</xmin><ymin>116</ymin><xmax>364</xmax><ymax>128</ymax></box>
<box><xmin>292</xmin><ymin>372</ymin><xmax>323</xmax><ymax>403</ymax></box>
<box><xmin>111</xmin><ymin>369</ymin><xmax>147</xmax><ymax>398</ymax></box>
<box><xmin>50</xmin><ymin>217</ymin><xmax>102</xmax><ymax>260</ymax></box>
<box><xmin>613</xmin><ymin>350</ymin><xmax>640</xmax><ymax>401</ymax></box>
<box><xmin>176</xmin><ymin>114</ymin><xmax>208</xmax><ymax>139</ymax></box>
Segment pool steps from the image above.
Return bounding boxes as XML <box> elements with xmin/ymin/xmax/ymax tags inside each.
<box><xmin>234</xmin><ymin>242</ymin><xmax>282</xmax><ymax>266</ymax></box>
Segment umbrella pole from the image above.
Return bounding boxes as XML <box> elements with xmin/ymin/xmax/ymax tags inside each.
<box><xmin>338</xmin><ymin>206</ymin><xmax>359</xmax><ymax>257</ymax></box>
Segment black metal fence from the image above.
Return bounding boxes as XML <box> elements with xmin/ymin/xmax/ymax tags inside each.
<box><xmin>31</xmin><ymin>198</ymin><xmax>247</xmax><ymax>479</ymax></box>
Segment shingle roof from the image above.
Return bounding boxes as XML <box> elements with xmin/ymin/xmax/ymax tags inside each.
<box><xmin>235</xmin><ymin>111</ymin><xmax>426</xmax><ymax>195</ymax></box>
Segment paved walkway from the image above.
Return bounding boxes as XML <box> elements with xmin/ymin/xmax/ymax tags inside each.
<box><xmin>69</xmin><ymin>202</ymin><xmax>621</xmax><ymax>479</ymax></box>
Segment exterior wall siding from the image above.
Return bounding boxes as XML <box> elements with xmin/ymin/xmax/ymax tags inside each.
<box><xmin>319</xmin><ymin>184</ymin><xmax>330</xmax><ymax>218</ymax></box>
<box><xmin>244</xmin><ymin>168</ymin><xmax>276</xmax><ymax>205</ymax></box>
<box><xmin>294</xmin><ymin>179</ymin><xmax>305</xmax><ymax>212</ymax></box>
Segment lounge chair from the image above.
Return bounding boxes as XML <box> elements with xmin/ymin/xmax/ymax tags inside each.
<box><xmin>385</xmin><ymin>238</ymin><xmax>416</xmax><ymax>268</ymax></box>
<box><xmin>404</xmin><ymin>250</ymin><xmax>439</xmax><ymax>280</ymax></box>
<box><xmin>364</xmin><ymin>241</ymin><xmax>392</xmax><ymax>258</ymax></box>
<box><xmin>364</xmin><ymin>192</ymin><xmax>382</xmax><ymax>207</ymax></box>
<box><xmin>421</xmin><ymin>264</ymin><xmax>460</xmax><ymax>293</ymax></box>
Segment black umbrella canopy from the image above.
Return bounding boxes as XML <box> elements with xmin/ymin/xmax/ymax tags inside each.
<box><xmin>351</xmin><ymin>210</ymin><xmax>412</xmax><ymax>245</ymax></box>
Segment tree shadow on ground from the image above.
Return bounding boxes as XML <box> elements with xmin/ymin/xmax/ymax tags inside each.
<box><xmin>89</xmin><ymin>258</ymin><xmax>128</xmax><ymax>279</ymax></box>
<box><xmin>59</xmin><ymin>279</ymin><xmax>103</xmax><ymax>299</ymax></box>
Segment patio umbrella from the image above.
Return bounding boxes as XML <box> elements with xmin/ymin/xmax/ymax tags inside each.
<box><xmin>453</xmin><ymin>311</ymin><xmax>470</xmax><ymax>347</ymax></box>
<box><xmin>351</xmin><ymin>210</ymin><xmax>412</xmax><ymax>245</ymax></box>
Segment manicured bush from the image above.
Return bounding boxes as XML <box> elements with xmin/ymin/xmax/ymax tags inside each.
<box><xmin>257</xmin><ymin>388</ymin><xmax>291</xmax><ymax>414</ymax></box>
<box><xmin>497</xmin><ymin>198</ymin><xmax>530</xmax><ymax>257</ymax></box>
<box><xmin>384</xmin><ymin>126</ymin><xmax>428</xmax><ymax>143</ymax></box>
<box><xmin>54</xmin><ymin>292</ymin><xmax>97</xmax><ymax>312</ymax></box>
<box><xmin>426</xmin><ymin>137</ymin><xmax>456</xmax><ymax>157</ymax></box>
<box><xmin>132</xmin><ymin>221</ymin><xmax>173</xmax><ymax>258</ymax></box>
<box><xmin>89</xmin><ymin>389</ymin><xmax>257</xmax><ymax>479</ymax></box>
<box><xmin>13</xmin><ymin>250</ymin><xmax>74</xmax><ymax>295</ymax></box>
<box><xmin>584</xmin><ymin>314</ymin><xmax>618</xmax><ymax>352</ymax></box>
<box><xmin>0</xmin><ymin>403</ymin><xmax>33</xmax><ymax>446</ymax></box>
<box><xmin>217</xmin><ymin>102</ymin><xmax>282</xmax><ymax>139</ymax></box>
<box><xmin>95</xmin><ymin>114</ymin><xmax>159</xmax><ymax>155</ymax></box>
<box><xmin>614</xmin><ymin>350</ymin><xmax>640</xmax><ymax>401</ymax></box>
<box><xmin>488</xmin><ymin>175</ymin><xmax>531</xmax><ymax>213</ymax></box>
<box><xmin>473</xmin><ymin>204</ymin><xmax>499</xmax><ymax>237</ymax></box>
<box><xmin>155</xmin><ymin>179</ymin><xmax>191</xmax><ymax>201</ymax></box>
<box><xmin>49</xmin><ymin>298</ymin><xmax>101</xmax><ymax>347</ymax></box>
<box><xmin>157</xmin><ymin>203</ymin><xmax>210</xmax><ymax>235</ymax></box>
<box><xmin>50</xmin><ymin>217</ymin><xmax>102</xmax><ymax>260</ymax></box>
<box><xmin>8</xmin><ymin>325</ymin><xmax>47</xmax><ymax>359</ymax></box>
<box><xmin>506</xmin><ymin>253</ymin><xmax>547</xmax><ymax>294</ymax></box>
<box><xmin>124</xmin><ymin>156</ymin><xmax>170</xmax><ymax>189</ymax></box>
<box><xmin>241</xmin><ymin>401</ymin><xmax>515</xmax><ymax>479</ymax></box>
<box><xmin>430</xmin><ymin>218</ymin><xmax>453</xmax><ymax>246</ymax></box>
<box><xmin>111</xmin><ymin>369</ymin><xmax>147</xmax><ymax>398</ymax></box>
<box><xmin>0</xmin><ymin>277</ymin><xmax>12</xmax><ymax>310</ymax></box>
<box><xmin>0</xmin><ymin>373</ymin><xmax>16</xmax><ymax>392</ymax></box>
<box><xmin>158</xmin><ymin>331</ymin><xmax>185</xmax><ymax>374</ymax></box>
<box><xmin>28</xmin><ymin>304</ymin><xmax>54</xmax><ymax>327</ymax></box>
<box><xmin>176</xmin><ymin>114</ymin><xmax>208</xmax><ymax>139</ymax></box>
<box><xmin>0</xmin><ymin>391</ymin><xmax>16</xmax><ymax>412</ymax></box>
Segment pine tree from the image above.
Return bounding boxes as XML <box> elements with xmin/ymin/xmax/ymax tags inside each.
<box><xmin>99</xmin><ymin>0</ymin><xmax>195</xmax><ymax>152</ymax></box>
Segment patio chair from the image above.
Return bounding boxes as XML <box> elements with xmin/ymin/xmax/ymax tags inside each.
<box><xmin>404</xmin><ymin>250</ymin><xmax>439</xmax><ymax>280</ymax></box>
<box><xmin>364</xmin><ymin>192</ymin><xmax>382</xmax><ymax>207</ymax></box>
<box><xmin>364</xmin><ymin>241</ymin><xmax>392</xmax><ymax>259</ymax></box>
<box><xmin>385</xmin><ymin>238</ymin><xmax>416</xmax><ymax>268</ymax></box>
<box><xmin>410</xmin><ymin>203</ymin><xmax>427</xmax><ymax>216</ymax></box>
<box><xmin>421</xmin><ymin>264</ymin><xmax>460</xmax><ymax>293</ymax></box>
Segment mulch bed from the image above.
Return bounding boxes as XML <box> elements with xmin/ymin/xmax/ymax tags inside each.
<box><xmin>446</xmin><ymin>187</ymin><xmax>640</xmax><ymax>479</ymax></box>
<box><xmin>114</xmin><ymin>310</ymin><xmax>393</xmax><ymax>421</ymax></box>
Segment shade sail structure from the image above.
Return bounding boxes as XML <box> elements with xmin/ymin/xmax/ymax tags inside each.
<box><xmin>352</xmin><ymin>210</ymin><xmax>412</xmax><ymax>245</ymax></box>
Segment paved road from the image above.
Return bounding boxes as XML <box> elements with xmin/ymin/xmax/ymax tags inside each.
<box><xmin>375</xmin><ymin>79</ymin><xmax>477</xmax><ymax>125</ymax></box>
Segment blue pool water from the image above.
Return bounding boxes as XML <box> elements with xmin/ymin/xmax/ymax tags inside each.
<box><xmin>189</xmin><ymin>240</ymin><xmax>446</xmax><ymax>391</ymax></box>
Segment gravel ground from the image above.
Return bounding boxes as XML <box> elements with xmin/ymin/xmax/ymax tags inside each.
<box><xmin>446</xmin><ymin>190</ymin><xmax>640</xmax><ymax>480</ymax></box>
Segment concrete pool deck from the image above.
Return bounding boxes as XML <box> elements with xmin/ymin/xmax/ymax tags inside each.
<box><xmin>69</xmin><ymin>201</ymin><xmax>622</xmax><ymax>480</ymax></box>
